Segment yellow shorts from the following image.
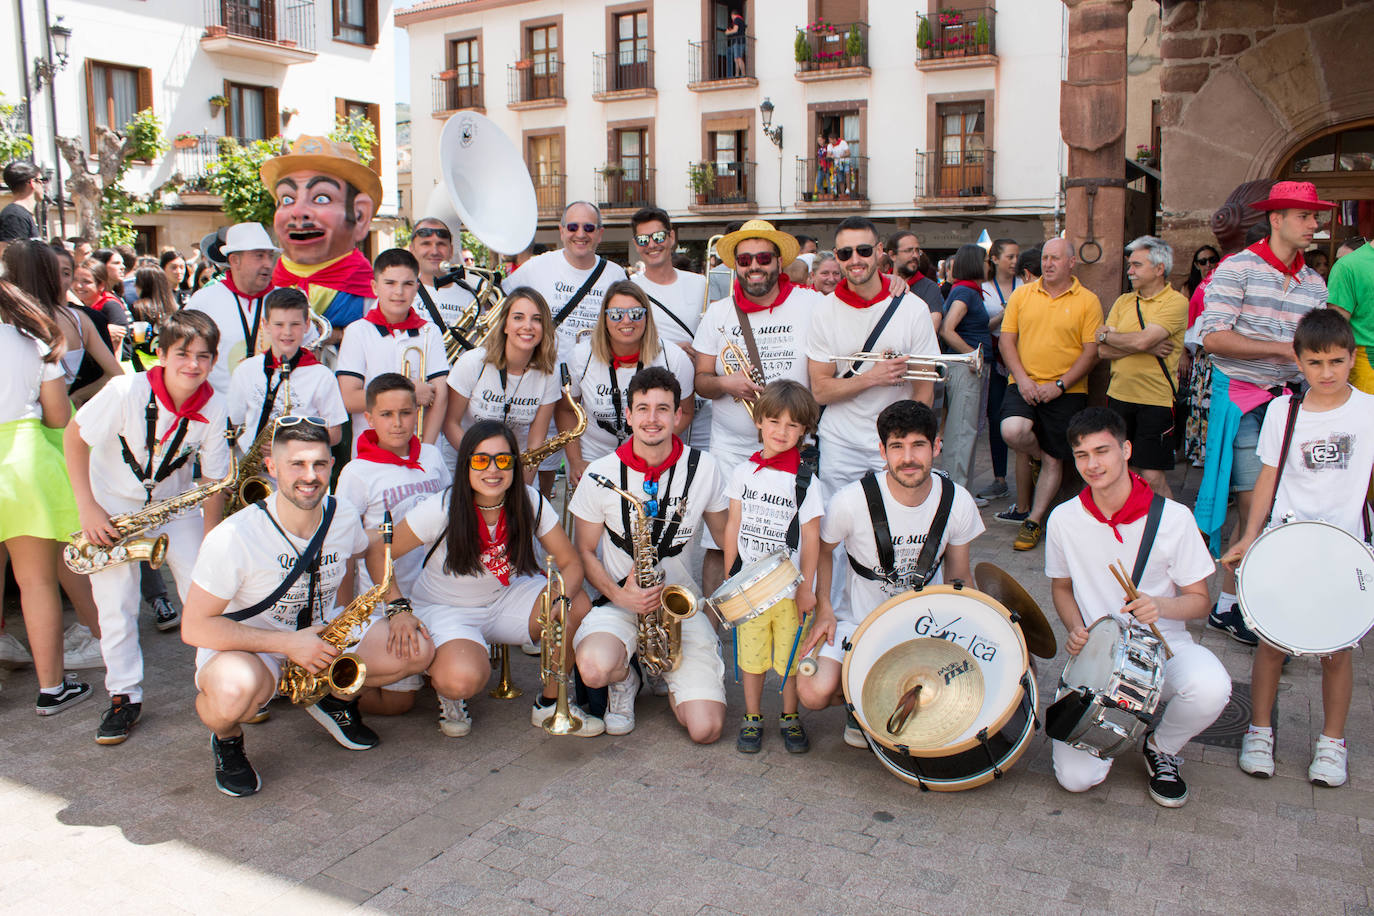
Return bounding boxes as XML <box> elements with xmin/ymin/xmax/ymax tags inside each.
<box><xmin>736</xmin><ymin>598</ymin><xmax>809</xmax><ymax>677</ymax></box>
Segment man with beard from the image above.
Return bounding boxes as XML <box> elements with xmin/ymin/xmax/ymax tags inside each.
<box><xmin>408</xmin><ymin>216</ymin><xmax>476</xmax><ymax>352</ymax></box>
<box><xmin>186</xmin><ymin>223</ymin><xmax>281</xmax><ymax>393</ymax></box>
<box><xmin>182</xmin><ymin>421</ymin><xmax>435</xmax><ymax>796</ymax></box>
<box><xmin>887</xmin><ymin>230</ymin><xmax>945</xmax><ymax>336</ymax></box>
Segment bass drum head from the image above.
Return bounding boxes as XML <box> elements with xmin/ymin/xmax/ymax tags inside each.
<box><xmin>1238</xmin><ymin>520</ymin><xmax>1374</xmax><ymax>655</ymax></box>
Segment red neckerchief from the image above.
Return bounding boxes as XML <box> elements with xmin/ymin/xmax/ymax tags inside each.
<box><xmin>615</xmin><ymin>436</ymin><xmax>684</xmax><ymax>485</ymax></box>
<box><xmin>1248</xmin><ymin>239</ymin><xmax>1305</xmax><ymax>278</ymax></box>
<box><xmin>354</xmin><ymin>430</ymin><xmax>423</xmax><ymax>470</ymax></box>
<box><xmin>221</xmin><ymin>273</ymin><xmax>272</xmax><ymax>300</ymax></box>
<box><xmin>271</xmin><ymin>249</ymin><xmax>377</xmax><ymax>299</ymax></box>
<box><xmin>834</xmin><ymin>274</ymin><xmax>893</xmax><ymax>309</ymax></box>
<box><xmin>610</xmin><ymin>351</ymin><xmax>640</xmax><ymax>370</ymax></box>
<box><xmin>749</xmin><ymin>446</ymin><xmax>800</xmax><ymax>475</ymax></box>
<box><xmin>475</xmin><ymin>506</ymin><xmax>511</xmax><ymax>585</ymax></box>
<box><xmin>952</xmin><ymin>279</ymin><xmax>983</xmax><ymax>293</ymax></box>
<box><xmin>147</xmin><ymin>366</ymin><xmax>213</xmax><ymax>444</ymax></box>
<box><xmin>1078</xmin><ymin>473</ymin><xmax>1154</xmax><ymax>543</ymax></box>
<box><xmin>265</xmin><ymin>348</ymin><xmax>320</xmax><ymax>369</ymax></box>
<box><xmin>362</xmin><ymin>306</ymin><xmax>427</xmax><ymax>334</ymax></box>
<box><xmin>733</xmin><ymin>275</ymin><xmax>796</xmax><ymax>314</ymax></box>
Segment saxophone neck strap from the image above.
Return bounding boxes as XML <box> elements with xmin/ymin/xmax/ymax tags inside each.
<box><xmin>225</xmin><ymin>497</ymin><xmax>336</xmax><ymax>623</ymax></box>
<box><xmin>119</xmin><ymin>390</ymin><xmax>194</xmax><ymax>504</ymax></box>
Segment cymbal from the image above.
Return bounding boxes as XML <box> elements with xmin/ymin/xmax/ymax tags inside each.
<box><xmin>975</xmin><ymin>562</ymin><xmax>1058</xmax><ymax>660</ymax></box>
<box><xmin>860</xmin><ymin>638</ymin><xmax>983</xmax><ymax>750</ymax></box>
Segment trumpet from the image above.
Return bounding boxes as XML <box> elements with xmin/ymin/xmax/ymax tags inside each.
<box><xmin>538</xmin><ymin>558</ymin><xmax>582</xmax><ymax>735</ymax></box>
<box><xmin>828</xmin><ymin>345</ymin><xmax>984</xmax><ymax>381</ymax></box>
<box><xmin>718</xmin><ymin>328</ymin><xmax>766</xmax><ymax>419</ymax></box>
<box><xmin>401</xmin><ymin>344</ymin><xmax>427</xmax><ymax>433</ymax></box>
<box><xmin>255</xmin><ymin>311</ymin><xmax>332</xmax><ymax>360</ymax></box>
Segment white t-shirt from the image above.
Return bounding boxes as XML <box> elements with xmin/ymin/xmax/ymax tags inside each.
<box><xmin>407</xmin><ymin>485</ymin><xmax>558</xmax><ymax>610</ymax></box>
<box><xmin>692</xmin><ymin>287</ymin><xmax>823</xmax><ymax>463</ymax></box>
<box><xmin>446</xmin><ymin>347</ymin><xmax>561</xmax><ymax>451</ymax></box>
<box><xmin>75</xmin><ymin>373</ymin><xmax>232</xmax><ymax>510</ymax></box>
<box><xmin>191</xmin><ymin>494</ymin><xmax>370</xmax><ymax>668</ymax></box>
<box><xmin>567</xmin><ymin>338</ymin><xmax>696</xmax><ymax>463</ymax></box>
<box><xmin>226</xmin><ymin>355</ymin><xmax>349</xmax><ymax>455</ymax></box>
<box><xmin>0</xmin><ymin>323</ymin><xmax>62</xmax><ymax>423</ymax></box>
<box><xmin>1045</xmin><ymin>495</ymin><xmax>1215</xmax><ymax>639</ymax></box>
<box><xmin>503</xmin><ymin>251</ymin><xmax>628</xmax><ymax>362</ymax></box>
<box><xmin>413</xmin><ymin>281</ymin><xmax>476</xmax><ymax>350</ymax></box>
<box><xmin>724</xmin><ymin>461</ymin><xmax>826</xmax><ymax>570</ymax></box>
<box><xmin>806</xmin><ymin>287</ymin><xmax>941</xmax><ymax>473</ymax></box>
<box><xmin>335</xmin><ymin>442</ymin><xmax>451</xmax><ymax>593</ymax></box>
<box><xmin>336</xmin><ymin>320</ymin><xmax>449</xmax><ymax>440</ymax></box>
<box><xmin>1257</xmin><ymin>389</ymin><xmax>1374</xmax><ymax>539</ymax></box>
<box><xmin>821</xmin><ymin>472</ymin><xmax>985</xmax><ymax>624</ymax></box>
<box><xmin>634</xmin><ymin>270</ymin><xmax>712</xmax><ymax>450</ymax></box>
<box><xmin>569</xmin><ymin>446</ymin><xmax>728</xmax><ymax>590</ymax></box>
<box><xmin>981</xmin><ymin>277</ymin><xmax>1019</xmax><ymax>326</ymax></box>
<box><xmin>185</xmin><ymin>281</ymin><xmax>271</xmax><ymax>393</ymax></box>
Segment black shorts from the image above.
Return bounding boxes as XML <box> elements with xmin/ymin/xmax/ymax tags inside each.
<box><xmin>1107</xmin><ymin>397</ymin><xmax>1177</xmax><ymax>471</ymax></box>
<box><xmin>1000</xmin><ymin>383</ymin><xmax>1088</xmax><ymax>461</ymax></box>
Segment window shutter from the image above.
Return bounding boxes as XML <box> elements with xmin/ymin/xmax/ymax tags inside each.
<box><xmin>84</xmin><ymin>60</ymin><xmax>98</xmax><ymax>154</ymax></box>
<box><xmin>332</xmin><ymin>0</ymin><xmax>341</xmax><ymax>37</ymax></box>
<box><xmin>264</xmin><ymin>87</ymin><xmax>280</xmax><ymax>138</ymax></box>
<box><xmin>136</xmin><ymin>67</ymin><xmax>154</xmax><ymax>115</ymax></box>
<box><xmin>335</xmin><ymin>97</ymin><xmax>346</xmax><ymax>126</ymax></box>
<box><xmin>364</xmin><ymin>0</ymin><xmax>379</xmax><ymax>47</ymax></box>
<box><xmin>366</xmin><ymin>102</ymin><xmax>381</xmax><ymax>171</ymax></box>
<box><xmin>224</xmin><ymin>79</ymin><xmax>233</xmax><ymax>137</ymax></box>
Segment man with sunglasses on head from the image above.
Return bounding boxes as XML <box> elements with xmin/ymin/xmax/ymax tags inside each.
<box><xmin>408</xmin><ymin>216</ymin><xmax>476</xmax><ymax>348</ymax></box>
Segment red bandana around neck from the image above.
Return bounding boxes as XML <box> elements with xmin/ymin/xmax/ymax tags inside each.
<box><xmin>355</xmin><ymin>430</ymin><xmax>423</xmax><ymax>470</ymax></box>
<box><xmin>610</xmin><ymin>351</ymin><xmax>641</xmax><ymax>370</ymax></box>
<box><xmin>475</xmin><ymin>505</ymin><xmax>511</xmax><ymax>585</ymax></box>
<box><xmin>615</xmin><ymin>436</ymin><xmax>684</xmax><ymax>484</ymax></box>
<box><xmin>147</xmin><ymin>366</ymin><xmax>214</xmax><ymax>443</ymax></box>
<box><xmin>272</xmin><ymin>249</ymin><xmax>377</xmax><ymax>299</ymax></box>
<box><xmin>265</xmin><ymin>348</ymin><xmax>320</xmax><ymax>370</ymax></box>
<box><xmin>834</xmin><ymin>274</ymin><xmax>893</xmax><ymax>309</ymax></box>
<box><xmin>1078</xmin><ymin>472</ymin><xmax>1154</xmax><ymax>543</ymax></box>
<box><xmin>733</xmin><ymin>275</ymin><xmax>796</xmax><ymax>314</ymax></box>
<box><xmin>951</xmin><ymin>279</ymin><xmax>984</xmax><ymax>293</ymax></box>
<box><xmin>222</xmin><ymin>274</ymin><xmax>272</xmax><ymax>301</ymax></box>
<box><xmin>1247</xmin><ymin>239</ymin><xmax>1305</xmax><ymax>278</ymax></box>
<box><xmin>749</xmin><ymin>446</ymin><xmax>800</xmax><ymax>475</ymax></box>
<box><xmin>363</xmin><ymin>306</ymin><xmax>427</xmax><ymax>334</ymax></box>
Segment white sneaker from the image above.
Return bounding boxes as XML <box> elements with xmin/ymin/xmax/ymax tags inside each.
<box><xmin>530</xmin><ymin>700</ymin><xmax>605</xmax><ymax>736</ymax></box>
<box><xmin>1239</xmin><ymin>730</ymin><xmax>1275</xmax><ymax>778</ymax></box>
<box><xmin>1309</xmin><ymin>737</ymin><xmax>1348</xmax><ymax>788</ymax></box>
<box><xmin>437</xmin><ymin>696</ymin><xmax>471</xmax><ymax>737</ymax></box>
<box><xmin>519</xmin><ymin>641</ymin><xmax>541</xmax><ymax>656</ymax></box>
<box><xmin>605</xmin><ymin>668</ymin><xmax>640</xmax><ymax>735</ymax></box>
<box><xmin>63</xmin><ymin>623</ymin><xmax>92</xmax><ymax>648</ymax></box>
<box><xmin>0</xmin><ymin>632</ymin><xmax>32</xmax><ymax>666</ymax></box>
<box><xmin>63</xmin><ymin>625</ymin><xmax>105</xmax><ymax>669</ymax></box>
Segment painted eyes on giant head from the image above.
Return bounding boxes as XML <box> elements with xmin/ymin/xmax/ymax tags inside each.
<box><xmin>275</xmin><ymin>192</ymin><xmax>334</xmax><ymax>206</ymax></box>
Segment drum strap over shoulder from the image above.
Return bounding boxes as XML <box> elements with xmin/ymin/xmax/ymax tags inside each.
<box><xmin>849</xmin><ymin>471</ymin><xmax>898</xmax><ymax>586</ymax></box>
<box><xmin>727</xmin><ymin>462</ymin><xmax>814</xmax><ymax>578</ymax></box>
<box><xmin>910</xmin><ymin>473</ymin><xmax>955</xmax><ymax>589</ymax></box>
<box><xmin>1130</xmin><ymin>494</ymin><xmax>1166</xmax><ymax>586</ymax></box>
<box><xmin>849</xmin><ymin>472</ymin><xmax>954</xmax><ymax>589</ymax></box>
<box><xmin>1262</xmin><ymin>393</ymin><xmax>1303</xmax><ymax>529</ymax></box>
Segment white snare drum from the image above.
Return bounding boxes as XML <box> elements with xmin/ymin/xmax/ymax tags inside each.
<box><xmin>1055</xmin><ymin>616</ymin><xmax>1165</xmax><ymax>758</ymax></box>
<box><xmin>842</xmin><ymin>585</ymin><xmax>1035</xmax><ymax>791</ymax></box>
<box><xmin>706</xmin><ymin>551</ymin><xmax>802</xmax><ymax>628</ymax></box>
<box><xmin>1237</xmin><ymin>519</ymin><xmax>1374</xmax><ymax>656</ymax></box>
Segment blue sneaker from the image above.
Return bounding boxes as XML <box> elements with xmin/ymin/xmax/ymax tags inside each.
<box><xmin>1207</xmin><ymin>603</ymin><xmax>1258</xmax><ymax>647</ymax></box>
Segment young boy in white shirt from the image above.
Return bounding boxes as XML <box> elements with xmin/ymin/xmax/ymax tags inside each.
<box><xmin>721</xmin><ymin>380</ymin><xmax>825</xmax><ymax>755</ymax></box>
<box><xmin>1226</xmin><ymin>308</ymin><xmax>1374</xmax><ymax>788</ymax></box>
<box><xmin>337</xmin><ymin>249</ymin><xmax>449</xmax><ymax>451</ymax></box>
<box><xmin>65</xmin><ymin>310</ymin><xmax>233</xmax><ymax>746</ymax></box>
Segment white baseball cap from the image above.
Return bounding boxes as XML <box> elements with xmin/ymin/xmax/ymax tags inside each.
<box><xmin>222</xmin><ymin>222</ymin><xmax>280</xmax><ymax>254</ymax></box>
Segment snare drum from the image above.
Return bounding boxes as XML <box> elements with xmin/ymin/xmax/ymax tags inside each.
<box><xmin>706</xmin><ymin>551</ymin><xmax>803</xmax><ymax>629</ymax></box>
<box><xmin>842</xmin><ymin>585</ymin><xmax>1035</xmax><ymax>791</ymax></box>
<box><xmin>1237</xmin><ymin>519</ymin><xmax>1374</xmax><ymax>655</ymax></box>
<box><xmin>1054</xmin><ymin>616</ymin><xmax>1165</xmax><ymax>758</ymax></box>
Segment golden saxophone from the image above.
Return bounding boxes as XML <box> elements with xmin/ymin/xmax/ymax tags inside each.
<box><xmin>225</xmin><ymin>368</ymin><xmax>293</xmax><ymax>516</ymax></box>
<box><xmin>520</xmin><ymin>364</ymin><xmax>586</xmax><ymax>470</ymax></box>
<box><xmin>538</xmin><ymin>557</ymin><xmax>583</xmax><ymax>735</ymax></box>
<box><xmin>278</xmin><ymin>511</ymin><xmax>395</xmax><ymax>706</ymax></box>
<box><xmin>718</xmin><ymin>327</ymin><xmax>766</xmax><ymax>420</ymax></box>
<box><xmin>587</xmin><ymin>472</ymin><xmax>696</xmax><ymax>677</ymax></box>
<box><xmin>64</xmin><ymin>430</ymin><xmax>239</xmax><ymax>574</ymax></box>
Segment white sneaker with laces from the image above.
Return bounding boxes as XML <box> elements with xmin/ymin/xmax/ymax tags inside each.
<box><xmin>1239</xmin><ymin>730</ymin><xmax>1275</xmax><ymax>777</ymax></box>
<box><xmin>1309</xmin><ymin>736</ymin><xmax>1348</xmax><ymax>788</ymax></box>
<box><xmin>63</xmin><ymin>625</ymin><xmax>105</xmax><ymax>669</ymax></box>
<box><xmin>0</xmin><ymin>632</ymin><xmax>32</xmax><ymax>666</ymax></box>
<box><xmin>437</xmin><ymin>696</ymin><xmax>472</xmax><ymax>737</ymax></box>
<box><xmin>530</xmin><ymin>700</ymin><xmax>605</xmax><ymax>736</ymax></box>
<box><xmin>605</xmin><ymin>668</ymin><xmax>640</xmax><ymax>735</ymax></box>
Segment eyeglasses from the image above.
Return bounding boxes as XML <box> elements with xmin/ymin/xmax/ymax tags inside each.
<box><xmin>836</xmin><ymin>245</ymin><xmax>877</xmax><ymax>262</ymax></box>
<box><xmin>734</xmin><ymin>251</ymin><xmax>775</xmax><ymax>268</ymax></box>
<box><xmin>413</xmin><ymin>226</ymin><xmax>451</xmax><ymax>240</ymax></box>
<box><xmin>641</xmin><ymin>478</ymin><xmax>659</xmax><ymax>517</ymax></box>
<box><xmin>634</xmin><ymin>230</ymin><xmax>669</xmax><ymax>247</ymax></box>
<box><xmin>605</xmin><ymin>306</ymin><xmax>646</xmax><ymax>322</ymax></box>
<box><xmin>1195</xmin><ymin>255</ymin><xmax>1219</xmax><ymax>266</ymax></box>
<box><xmin>564</xmin><ymin>223</ymin><xmax>600</xmax><ymax>234</ymax></box>
<box><xmin>469</xmin><ymin>452</ymin><xmax>516</xmax><ymax>471</ymax></box>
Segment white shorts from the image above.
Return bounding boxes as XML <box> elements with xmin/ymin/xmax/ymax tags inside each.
<box><xmin>573</xmin><ymin>602</ymin><xmax>726</xmax><ymax>705</ymax></box>
<box><xmin>414</xmin><ymin>575</ymin><xmax>545</xmax><ymax>650</ymax></box>
<box><xmin>818</xmin><ymin>618</ymin><xmax>859</xmax><ymax>665</ymax></box>
<box><xmin>194</xmin><ymin>649</ymin><xmax>285</xmax><ymax>690</ymax></box>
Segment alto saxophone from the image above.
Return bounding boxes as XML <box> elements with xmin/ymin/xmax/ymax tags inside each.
<box><xmin>718</xmin><ymin>327</ymin><xmax>766</xmax><ymax>420</ymax></box>
<box><xmin>520</xmin><ymin>364</ymin><xmax>587</xmax><ymax>470</ymax></box>
<box><xmin>587</xmin><ymin>472</ymin><xmax>697</xmax><ymax>677</ymax></box>
<box><xmin>225</xmin><ymin>367</ymin><xmax>293</xmax><ymax>516</ymax></box>
<box><xmin>278</xmin><ymin>511</ymin><xmax>396</xmax><ymax>706</ymax></box>
<box><xmin>538</xmin><ymin>557</ymin><xmax>582</xmax><ymax>735</ymax></box>
<box><xmin>64</xmin><ymin>429</ymin><xmax>239</xmax><ymax>574</ymax></box>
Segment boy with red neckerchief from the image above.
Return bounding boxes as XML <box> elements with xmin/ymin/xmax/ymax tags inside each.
<box><xmin>65</xmin><ymin>310</ymin><xmax>233</xmax><ymax>746</ymax></box>
<box><xmin>1046</xmin><ymin>406</ymin><xmax>1229</xmax><ymax>809</ymax></box>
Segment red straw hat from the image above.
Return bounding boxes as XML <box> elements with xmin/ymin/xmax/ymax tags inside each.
<box><xmin>1250</xmin><ymin>180</ymin><xmax>1336</xmax><ymax>211</ymax></box>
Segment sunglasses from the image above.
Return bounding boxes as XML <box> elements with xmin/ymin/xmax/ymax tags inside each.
<box><xmin>469</xmin><ymin>452</ymin><xmax>516</xmax><ymax>471</ymax></box>
<box><xmin>634</xmin><ymin>230</ymin><xmax>669</xmax><ymax>247</ymax></box>
<box><xmin>734</xmin><ymin>251</ymin><xmax>775</xmax><ymax>268</ymax></box>
<box><xmin>564</xmin><ymin>223</ymin><xmax>600</xmax><ymax>234</ymax></box>
<box><xmin>1195</xmin><ymin>256</ymin><xmax>1219</xmax><ymax>266</ymax></box>
<box><xmin>836</xmin><ymin>245</ymin><xmax>877</xmax><ymax>262</ymax></box>
<box><xmin>605</xmin><ymin>306</ymin><xmax>646</xmax><ymax>322</ymax></box>
<box><xmin>274</xmin><ymin>415</ymin><xmax>327</xmax><ymax>429</ymax></box>
<box><xmin>641</xmin><ymin>478</ymin><xmax>659</xmax><ymax>517</ymax></box>
<box><xmin>413</xmin><ymin>226</ymin><xmax>451</xmax><ymax>240</ymax></box>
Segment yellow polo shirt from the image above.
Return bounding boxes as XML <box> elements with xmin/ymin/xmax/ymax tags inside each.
<box><xmin>1104</xmin><ymin>284</ymin><xmax>1189</xmax><ymax>407</ymax></box>
<box><xmin>1000</xmin><ymin>277</ymin><xmax>1102</xmax><ymax>393</ymax></box>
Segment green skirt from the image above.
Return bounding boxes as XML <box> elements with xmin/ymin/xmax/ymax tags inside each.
<box><xmin>0</xmin><ymin>418</ymin><xmax>80</xmax><ymax>542</ymax></box>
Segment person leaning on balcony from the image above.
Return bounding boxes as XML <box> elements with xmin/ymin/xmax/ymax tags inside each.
<box><xmin>724</xmin><ymin>8</ymin><xmax>747</xmax><ymax>78</ymax></box>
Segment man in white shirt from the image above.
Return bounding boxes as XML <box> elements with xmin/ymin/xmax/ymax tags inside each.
<box><xmin>186</xmin><ymin>223</ymin><xmax>281</xmax><ymax>392</ymax></box>
<box><xmin>408</xmin><ymin>216</ymin><xmax>476</xmax><ymax>351</ymax></box>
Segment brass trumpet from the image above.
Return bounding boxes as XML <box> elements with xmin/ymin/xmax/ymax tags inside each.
<box><xmin>401</xmin><ymin>344</ymin><xmax>427</xmax><ymax>433</ymax></box>
<box><xmin>718</xmin><ymin>327</ymin><xmax>766</xmax><ymax>420</ymax></box>
<box><xmin>828</xmin><ymin>345</ymin><xmax>984</xmax><ymax>381</ymax></box>
<box><xmin>538</xmin><ymin>558</ymin><xmax>582</xmax><ymax>735</ymax></box>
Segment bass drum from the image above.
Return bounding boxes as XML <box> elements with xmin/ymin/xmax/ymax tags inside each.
<box><xmin>842</xmin><ymin>585</ymin><xmax>1036</xmax><ymax>792</ymax></box>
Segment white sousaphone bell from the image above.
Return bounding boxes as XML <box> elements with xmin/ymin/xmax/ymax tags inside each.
<box><xmin>431</xmin><ymin>112</ymin><xmax>538</xmax><ymax>256</ymax></box>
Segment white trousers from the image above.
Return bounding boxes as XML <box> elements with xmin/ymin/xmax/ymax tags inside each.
<box><xmin>1052</xmin><ymin>638</ymin><xmax>1231</xmax><ymax>792</ymax></box>
<box><xmin>90</xmin><ymin>513</ymin><xmax>203</xmax><ymax>703</ymax></box>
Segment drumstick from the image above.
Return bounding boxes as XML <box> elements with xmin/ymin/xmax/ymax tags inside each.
<box><xmin>1109</xmin><ymin>560</ymin><xmax>1174</xmax><ymax>660</ymax></box>
<box><xmin>731</xmin><ymin>627</ymin><xmax>740</xmax><ymax>685</ymax></box>
<box><xmin>778</xmin><ymin>613</ymin><xmax>808</xmax><ymax>695</ymax></box>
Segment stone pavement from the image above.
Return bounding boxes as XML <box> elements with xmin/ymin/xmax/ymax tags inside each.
<box><xmin>3</xmin><ymin>450</ymin><xmax>1374</xmax><ymax>915</ymax></box>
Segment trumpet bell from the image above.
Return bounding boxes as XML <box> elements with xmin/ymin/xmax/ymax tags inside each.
<box><xmin>439</xmin><ymin>112</ymin><xmax>537</xmax><ymax>255</ymax></box>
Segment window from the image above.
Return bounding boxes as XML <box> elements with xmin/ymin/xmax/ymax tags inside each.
<box><xmin>613</xmin><ymin>11</ymin><xmax>649</xmax><ymax>90</ymax></box>
<box><xmin>709</xmin><ymin>127</ymin><xmax>749</xmax><ymax>201</ymax></box>
<box><xmin>527</xmin><ymin>24</ymin><xmax>560</xmax><ymax>98</ymax></box>
<box><xmin>334</xmin><ymin>0</ymin><xmax>377</xmax><ymax>46</ymax></box>
<box><xmin>528</xmin><ymin>133</ymin><xmax>564</xmax><ymax>215</ymax></box>
<box><xmin>84</xmin><ymin>61</ymin><xmax>152</xmax><ymax>153</ymax></box>
<box><xmin>336</xmin><ymin>98</ymin><xmax>381</xmax><ymax>169</ymax></box>
<box><xmin>935</xmin><ymin>100</ymin><xmax>987</xmax><ymax>196</ymax></box>
<box><xmin>445</xmin><ymin>36</ymin><xmax>481</xmax><ymax>110</ymax></box>
<box><xmin>228</xmin><ymin>84</ymin><xmax>267</xmax><ymax>141</ymax></box>
<box><xmin>616</xmin><ymin>128</ymin><xmax>646</xmax><ymax>180</ymax></box>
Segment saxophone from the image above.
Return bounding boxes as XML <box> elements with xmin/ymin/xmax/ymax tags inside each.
<box><xmin>718</xmin><ymin>327</ymin><xmax>766</xmax><ymax>420</ymax></box>
<box><xmin>278</xmin><ymin>510</ymin><xmax>395</xmax><ymax>706</ymax></box>
<box><xmin>520</xmin><ymin>364</ymin><xmax>587</xmax><ymax>470</ymax></box>
<box><xmin>64</xmin><ymin>430</ymin><xmax>239</xmax><ymax>574</ymax></box>
<box><xmin>587</xmin><ymin>472</ymin><xmax>697</xmax><ymax>677</ymax></box>
<box><xmin>225</xmin><ymin>367</ymin><xmax>293</xmax><ymax>516</ymax></box>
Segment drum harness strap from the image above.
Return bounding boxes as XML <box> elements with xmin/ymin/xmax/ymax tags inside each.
<box><xmin>727</xmin><ymin>459</ymin><xmax>814</xmax><ymax>577</ymax></box>
<box><xmin>551</xmin><ymin>258</ymin><xmax>608</xmax><ymax>328</ymax></box>
<box><xmin>847</xmin><ymin>470</ymin><xmax>954</xmax><ymax>594</ymax></box>
<box><xmin>592</xmin><ymin>449</ymin><xmax>701</xmax><ymax>607</ymax></box>
<box><xmin>1262</xmin><ymin>393</ymin><xmax>1303</xmax><ymax>530</ymax></box>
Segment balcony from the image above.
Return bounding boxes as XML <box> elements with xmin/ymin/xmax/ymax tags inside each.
<box><xmin>916</xmin><ymin>7</ymin><xmax>996</xmax><ymax>71</ymax></box>
<box><xmin>201</xmin><ymin>0</ymin><xmax>317</xmax><ymax>64</ymax></box>
<box><xmin>593</xmin><ymin>50</ymin><xmax>655</xmax><ymax>100</ymax></box>
<box><xmin>507</xmin><ymin>60</ymin><xmax>565</xmax><ymax>110</ymax></box>
<box><xmin>914</xmin><ymin>149</ymin><xmax>995</xmax><ymax>208</ymax></box>
<box><xmin>432</xmin><ymin>71</ymin><xmax>484</xmax><ymax>116</ymax></box>
<box><xmin>532</xmin><ymin>172</ymin><xmax>566</xmax><ymax>221</ymax></box>
<box><xmin>595</xmin><ymin>166</ymin><xmax>656</xmax><ymax>212</ymax></box>
<box><xmin>172</xmin><ymin>133</ymin><xmax>223</xmax><ymax>196</ymax></box>
<box><xmin>795</xmin><ymin>21</ymin><xmax>870</xmax><ymax>81</ymax></box>
<box><xmin>796</xmin><ymin>156</ymin><xmax>868</xmax><ymax>207</ymax></box>
<box><xmin>687</xmin><ymin>160</ymin><xmax>756</xmax><ymax>212</ymax></box>
<box><xmin>687</xmin><ymin>36</ymin><xmax>757</xmax><ymax>90</ymax></box>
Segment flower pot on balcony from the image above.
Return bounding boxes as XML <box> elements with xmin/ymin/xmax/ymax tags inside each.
<box><xmin>695</xmin><ymin>193</ymin><xmax>706</xmax><ymax>205</ymax></box>
<box><xmin>174</xmin><ymin>136</ymin><xmax>200</xmax><ymax>150</ymax></box>
<box><xmin>439</xmin><ymin>69</ymin><xmax>459</xmax><ymax>79</ymax></box>
<box><xmin>514</xmin><ymin>59</ymin><xmax>534</xmax><ymax>71</ymax></box>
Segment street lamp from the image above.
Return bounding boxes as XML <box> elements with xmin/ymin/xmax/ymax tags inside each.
<box><xmin>759</xmin><ymin>98</ymin><xmax>783</xmax><ymax>148</ymax></box>
<box><xmin>34</xmin><ymin>17</ymin><xmax>72</xmax><ymax>91</ymax></box>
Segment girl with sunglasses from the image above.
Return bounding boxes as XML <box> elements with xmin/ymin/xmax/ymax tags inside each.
<box><xmin>368</xmin><ymin>420</ymin><xmax>602</xmax><ymax>738</ymax></box>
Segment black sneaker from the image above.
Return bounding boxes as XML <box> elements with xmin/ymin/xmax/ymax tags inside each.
<box><xmin>212</xmin><ymin>733</ymin><xmax>262</xmax><ymax>797</ymax></box>
<box><xmin>779</xmin><ymin>714</ymin><xmax>810</xmax><ymax>754</ymax></box>
<box><xmin>1207</xmin><ymin>603</ymin><xmax>1259</xmax><ymax>647</ymax></box>
<box><xmin>737</xmin><ymin>714</ymin><xmax>763</xmax><ymax>754</ymax></box>
<box><xmin>34</xmin><ymin>674</ymin><xmax>92</xmax><ymax>716</ymax></box>
<box><xmin>995</xmin><ymin>506</ymin><xmax>1030</xmax><ymax>524</ymax></box>
<box><xmin>306</xmin><ymin>695</ymin><xmax>379</xmax><ymax>750</ymax></box>
<box><xmin>96</xmin><ymin>695</ymin><xmax>142</xmax><ymax>745</ymax></box>
<box><xmin>150</xmin><ymin>596</ymin><xmax>180</xmax><ymax>632</ymax></box>
<box><xmin>1143</xmin><ymin>737</ymin><xmax>1189</xmax><ymax>808</ymax></box>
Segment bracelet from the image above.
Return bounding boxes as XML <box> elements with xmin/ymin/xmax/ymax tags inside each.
<box><xmin>385</xmin><ymin>597</ymin><xmax>414</xmax><ymax>619</ymax></box>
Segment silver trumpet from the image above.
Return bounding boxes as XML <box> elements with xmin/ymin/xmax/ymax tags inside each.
<box><xmin>829</xmin><ymin>345</ymin><xmax>983</xmax><ymax>381</ymax></box>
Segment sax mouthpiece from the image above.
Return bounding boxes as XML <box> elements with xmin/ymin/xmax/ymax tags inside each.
<box><xmin>560</xmin><ymin>363</ymin><xmax>571</xmax><ymax>386</ymax></box>
<box><xmin>588</xmin><ymin>473</ymin><xmax>612</xmax><ymax>488</ymax></box>
<box><xmin>381</xmin><ymin>510</ymin><xmax>394</xmax><ymax>543</ymax></box>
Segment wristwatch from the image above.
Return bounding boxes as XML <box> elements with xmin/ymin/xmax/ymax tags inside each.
<box><xmin>1096</xmin><ymin>328</ymin><xmax>1110</xmax><ymax>344</ymax></box>
<box><xmin>1054</xmin><ymin>379</ymin><xmax>1066</xmax><ymax>392</ymax></box>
